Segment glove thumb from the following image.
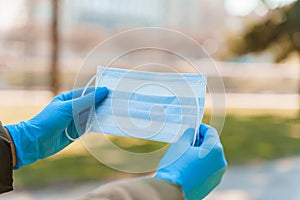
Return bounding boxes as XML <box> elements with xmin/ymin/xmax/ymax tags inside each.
<box><xmin>72</xmin><ymin>87</ymin><xmax>108</xmax><ymax>115</ymax></box>
<box><xmin>157</xmin><ymin>128</ymin><xmax>195</xmax><ymax>169</ymax></box>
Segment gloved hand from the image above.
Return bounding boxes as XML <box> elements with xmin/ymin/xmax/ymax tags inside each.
<box><xmin>5</xmin><ymin>87</ymin><xmax>108</xmax><ymax>169</ymax></box>
<box><xmin>154</xmin><ymin>124</ymin><xmax>227</xmax><ymax>200</ymax></box>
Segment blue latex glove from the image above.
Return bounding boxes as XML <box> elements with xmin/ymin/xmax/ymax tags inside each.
<box><xmin>155</xmin><ymin>124</ymin><xmax>227</xmax><ymax>200</ymax></box>
<box><xmin>5</xmin><ymin>87</ymin><xmax>108</xmax><ymax>169</ymax></box>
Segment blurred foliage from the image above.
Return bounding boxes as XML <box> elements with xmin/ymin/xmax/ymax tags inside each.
<box><xmin>230</xmin><ymin>0</ymin><xmax>300</xmax><ymax>62</ymax></box>
<box><xmin>109</xmin><ymin>136</ymin><xmax>166</xmax><ymax>153</ymax></box>
<box><xmin>14</xmin><ymin>115</ymin><xmax>300</xmax><ymax>189</ymax></box>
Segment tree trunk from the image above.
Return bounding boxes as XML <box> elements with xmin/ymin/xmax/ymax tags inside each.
<box><xmin>298</xmin><ymin>58</ymin><xmax>300</xmax><ymax>118</ymax></box>
<box><xmin>50</xmin><ymin>0</ymin><xmax>59</xmax><ymax>96</ymax></box>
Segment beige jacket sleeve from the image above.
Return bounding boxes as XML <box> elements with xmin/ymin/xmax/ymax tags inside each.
<box><xmin>80</xmin><ymin>177</ymin><xmax>184</xmax><ymax>200</ymax></box>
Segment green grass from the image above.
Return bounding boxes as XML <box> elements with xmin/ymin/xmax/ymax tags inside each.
<box><xmin>14</xmin><ymin>156</ymin><xmax>137</xmax><ymax>188</ymax></box>
<box><xmin>221</xmin><ymin>115</ymin><xmax>300</xmax><ymax>165</ymax></box>
<box><xmin>13</xmin><ymin>115</ymin><xmax>300</xmax><ymax>188</ymax></box>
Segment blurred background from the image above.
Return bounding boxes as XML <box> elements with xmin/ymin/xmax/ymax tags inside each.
<box><xmin>0</xmin><ymin>0</ymin><xmax>299</xmax><ymax>199</ymax></box>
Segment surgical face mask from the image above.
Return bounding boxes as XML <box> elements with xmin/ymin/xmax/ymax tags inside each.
<box><xmin>86</xmin><ymin>66</ymin><xmax>206</xmax><ymax>144</ymax></box>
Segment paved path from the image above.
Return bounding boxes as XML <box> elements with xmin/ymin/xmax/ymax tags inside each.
<box><xmin>207</xmin><ymin>156</ymin><xmax>300</xmax><ymax>200</ymax></box>
<box><xmin>1</xmin><ymin>157</ymin><xmax>300</xmax><ymax>200</ymax></box>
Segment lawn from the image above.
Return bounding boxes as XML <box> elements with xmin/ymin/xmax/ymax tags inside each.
<box><xmin>1</xmin><ymin>106</ymin><xmax>299</xmax><ymax>188</ymax></box>
<box><xmin>221</xmin><ymin>115</ymin><xmax>300</xmax><ymax>164</ymax></box>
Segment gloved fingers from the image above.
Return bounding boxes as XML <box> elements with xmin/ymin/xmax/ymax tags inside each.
<box><xmin>199</xmin><ymin>123</ymin><xmax>210</xmax><ymax>136</ymax></box>
<box><xmin>193</xmin><ymin>124</ymin><xmax>208</xmax><ymax>147</ymax></box>
<box><xmin>70</xmin><ymin>87</ymin><xmax>98</xmax><ymax>99</ymax></box>
<box><xmin>72</xmin><ymin>87</ymin><xmax>108</xmax><ymax>115</ymax></box>
<box><xmin>93</xmin><ymin>87</ymin><xmax>109</xmax><ymax>105</ymax></box>
<box><xmin>66</xmin><ymin>121</ymin><xmax>81</xmax><ymax>140</ymax></box>
<box><xmin>79</xmin><ymin>107</ymin><xmax>91</xmax><ymax>126</ymax></box>
<box><xmin>76</xmin><ymin>107</ymin><xmax>92</xmax><ymax>136</ymax></box>
<box><xmin>157</xmin><ymin>128</ymin><xmax>195</xmax><ymax>169</ymax></box>
<box><xmin>198</xmin><ymin>125</ymin><xmax>222</xmax><ymax>158</ymax></box>
<box><xmin>189</xmin><ymin>124</ymin><xmax>211</xmax><ymax>147</ymax></box>
<box><xmin>170</xmin><ymin>127</ymin><xmax>195</xmax><ymax>152</ymax></box>
<box><xmin>68</xmin><ymin>108</ymin><xmax>90</xmax><ymax>137</ymax></box>
<box><xmin>67</xmin><ymin>109</ymin><xmax>92</xmax><ymax>139</ymax></box>
<box><xmin>55</xmin><ymin>87</ymin><xmax>100</xmax><ymax>101</ymax></box>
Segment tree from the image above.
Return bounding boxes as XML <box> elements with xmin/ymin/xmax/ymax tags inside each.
<box><xmin>229</xmin><ymin>0</ymin><xmax>300</xmax><ymax>116</ymax></box>
<box><xmin>50</xmin><ymin>0</ymin><xmax>59</xmax><ymax>95</ymax></box>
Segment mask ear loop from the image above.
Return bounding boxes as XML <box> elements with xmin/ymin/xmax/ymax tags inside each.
<box><xmin>192</xmin><ymin>97</ymin><xmax>200</xmax><ymax>146</ymax></box>
<box><xmin>65</xmin><ymin>74</ymin><xmax>98</xmax><ymax>141</ymax></box>
<box><xmin>191</xmin><ymin>75</ymin><xmax>205</xmax><ymax>146</ymax></box>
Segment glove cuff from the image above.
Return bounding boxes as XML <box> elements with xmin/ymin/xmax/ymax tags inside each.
<box><xmin>154</xmin><ymin>170</ymin><xmax>183</xmax><ymax>188</ymax></box>
<box><xmin>5</xmin><ymin>123</ymin><xmax>25</xmax><ymax>169</ymax></box>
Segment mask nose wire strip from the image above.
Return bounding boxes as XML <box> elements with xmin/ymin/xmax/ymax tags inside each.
<box><xmin>65</xmin><ymin>74</ymin><xmax>97</xmax><ymax>141</ymax></box>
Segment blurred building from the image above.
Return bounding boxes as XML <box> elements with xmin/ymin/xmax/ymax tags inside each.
<box><xmin>62</xmin><ymin>0</ymin><xmax>227</xmax><ymax>36</ymax></box>
<box><xmin>0</xmin><ymin>0</ymin><xmax>297</xmax><ymax>96</ymax></box>
<box><xmin>63</xmin><ymin>0</ymin><xmax>165</xmax><ymax>28</ymax></box>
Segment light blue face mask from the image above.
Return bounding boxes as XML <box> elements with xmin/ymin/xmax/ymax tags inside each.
<box><xmin>85</xmin><ymin>66</ymin><xmax>206</xmax><ymax>144</ymax></box>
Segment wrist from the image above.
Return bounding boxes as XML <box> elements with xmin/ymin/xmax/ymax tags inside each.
<box><xmin>0</xmin><ymin>122</ymin><xmax>14</xmax><ymax>193</ymax></box>
<box><xmin>3</xmin><ymin>128</ymin><xmax>17</xmax><ymax>168</ymax></box>
<box><xmin>0</xmin><ymin>122</ymin><xmax>17</xmax><ymax>168</ymax></box>
<box><xmin>154</xmin><ymin>170</ymin><xmax>182</xmax><ymax>187</ymax></box>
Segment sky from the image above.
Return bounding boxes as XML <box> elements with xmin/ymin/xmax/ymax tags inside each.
<box><xmin>224</xmin><ymin>0</ymin><xmax>297</xmax><ymax>16</ymax></box>
<box><xmin>0</xmin><ymin>0</ymin><xmax>298</xmax><ymax>31</ymax></box>
<box><xmin>0</xmin><ymin>0</ymin><xmax>25</xmax><ymax>31</ymax></box>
